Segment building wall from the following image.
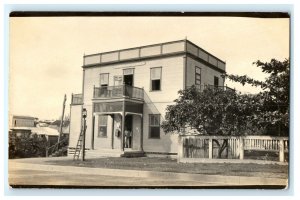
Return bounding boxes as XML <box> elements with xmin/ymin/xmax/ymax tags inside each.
<box><xmin>186</xmin><ymin>56</ymin><xmax>225</xmax><ymax>88</ymax></box>
<box><xmin>93</xmin><ymin>114</ymin><xmax>113</xmax><ymax>149</ymax></box>
<box><xmin>82</xmin><ymin>56</ymin><xmax>185</xmax><ymax>153</ymax></box>
<box><xmin>69</xmin><ymin>105</ymin><xmax>82</xmax><ymax>148</ymax></box>
<box><xmin>12</xmin><ymin>116</ymin><xmax>35</xmax><ymax>127</ymax></box>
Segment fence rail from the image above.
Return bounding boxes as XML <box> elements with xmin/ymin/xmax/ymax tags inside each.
<box><xmin>178</xmin><ymin>135</ymin><xmax>288</xmax><ymax>163</ymax></box>
<box><xmin>93</xmin><ymin>85</ymin><xmax>144</xmax><ymax>100</ymax></box>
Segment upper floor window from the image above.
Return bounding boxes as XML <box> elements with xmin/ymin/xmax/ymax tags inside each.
<box><xmin>150</xmin><ymin>67</ymin><xmax>162</xmax><ymax>91</ymax></box>
<box><xmin>195</xmin><ymin>66</ymin><xmax>201</xmax><ymax>86</ymax></box>
<box><xmin>214</xmin><ymin>76</ymin><xmax>219</xmax><ymax>87</ymax></box>
<box><xmin>100</xmin><ymin>73</ymin><xmax>109</xmax><ymax>87</ymax></box>
<box><xmin>149</xmin><ymin>114</ymin><xmax>160</xmax><ymax>139</ymax></box>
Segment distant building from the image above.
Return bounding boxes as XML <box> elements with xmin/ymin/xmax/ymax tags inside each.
<box><xmin>10</xmin><ymin>126</ymin><xmax>60</xmax><ymax>146</ymax></box>
<box><xmin>12</xmin><ymin>115</ymin><xmax>36</xmax><ymax>127</ymax></box>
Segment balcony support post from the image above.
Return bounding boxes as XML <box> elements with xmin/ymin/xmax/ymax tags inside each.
<box><xmin>121</xmin><ymin>99</ymin><xmax>125</xmax><ymax>151</ymax></box>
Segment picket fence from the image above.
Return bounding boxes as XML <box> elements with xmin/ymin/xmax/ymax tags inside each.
<box><xmin>178</xmin><ymin>135</ymin><xmax>288</xmax><ymax>163</ymax></box>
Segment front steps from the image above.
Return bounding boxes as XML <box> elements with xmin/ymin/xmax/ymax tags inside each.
<box><xmin>68</xmin><ymin>148</ymin><xmax>145</xmax><ymax>159</ymax></box>
<box><xmin>121</xmin><ymin>149</ymin><xmax>145</xmax><ymax>158</ymax></box>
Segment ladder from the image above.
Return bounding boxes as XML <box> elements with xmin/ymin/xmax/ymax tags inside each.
<box><xmin>73</xmin><ymin>127</ymin><xmax>84</xmax><ymax>160</ymax></box>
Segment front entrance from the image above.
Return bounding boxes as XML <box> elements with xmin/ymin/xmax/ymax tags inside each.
<box><xmin>124</xmin><ymin>115</ymin><xmax>133</xmax><ymax>148</ymax></box>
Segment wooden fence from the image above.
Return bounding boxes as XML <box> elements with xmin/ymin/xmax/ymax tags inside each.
<box><xmin>178</xmin><ymin>135</ymin><xmax>288</xmax><ymax>163</ymax></box>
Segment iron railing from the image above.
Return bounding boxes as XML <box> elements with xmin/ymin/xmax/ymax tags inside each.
<box><xmin>71</xmin><ymin>93</ymin><xmax>83</xmax><ymax>105</ymax></box>
<box><xmin>189</xmin><ymin>84</ymin><xmax>235</xmax><ymax>92</ymax></box>
<box><xmin>93</xmin><ymin>85</ymin><xmax>144</xmax><ymax>100</ymax></box>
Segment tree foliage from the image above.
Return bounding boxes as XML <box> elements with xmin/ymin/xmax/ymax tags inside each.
<box><xmin>162</xmin><ymin>58</ymin><xmax>289</xmax><ymax>137</ymax></box>
<box><xmin>161</xmin><ymin>86</ymin><xmax>263</xmax><ymax>136</ymax></box>
<box><xmin>9</xmin><ymin>132</ymin><xmax>48</xmax><ymax>158</ymax></box>
<box><xmin>224</xmin><ymin>58</ymin><xmax>289</xmax><ymax>136</ymax></box>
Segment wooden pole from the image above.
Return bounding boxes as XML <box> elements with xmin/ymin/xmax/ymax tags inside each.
<box><xmin>239</xmin><ymin>137</ymin><xmax>244</xmax><ymax>160</ymax></box>
<box><xmin>279</xmin><ymin>139</ymin><xmax>284</xmax><ymax>162</ymax></box>
<box><xmin>209</xmin><ymin>138</ymin><xmax>213</xmax><ymax>159</ymax></box>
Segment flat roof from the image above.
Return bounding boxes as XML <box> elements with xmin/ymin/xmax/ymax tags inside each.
<box><xmin>83</xmin><ymin>39</ymin><xmax>226</xmax><ymax>72</ymax></box>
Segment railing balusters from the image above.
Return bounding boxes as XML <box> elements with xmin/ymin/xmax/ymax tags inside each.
<box><xmin>93</xmin><ymin>85</ymin><xmax>144</xmax><ymax>100</ymax></box>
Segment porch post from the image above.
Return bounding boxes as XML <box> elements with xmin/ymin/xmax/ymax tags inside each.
<box><xmin>111</xmin><ymin>115</ymin><xmax>114</xmax><ymax>149</ymax></box>
<box><xmin>121</xmin><ymin>100</ymin><xmax>125</xmax><ymax>151</ymax></box>
<box><xmin>140</xmin><ymin>115</ymin><xmax>143</xmax><ymax>151</ymax></box>
<box><xmin>91</xmin><ymin>115</ymin><xmax>95</xmax><ymax>150</ymax></box>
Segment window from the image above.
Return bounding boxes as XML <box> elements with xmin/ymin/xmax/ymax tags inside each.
<box><xmin>214</xmin><ymin>76</ymin><xmax>219</xmax><ymax>87</ymax></box>
<box><xmin>150</xmin><ymin>67</ymin><xmax>162</xmax><ymax>91</ymax></box>
<box><xmin>98</xmin><ymin>115</ymin><xmax>108</xmax><ymax>137</ymax></box>
<box><xmin>149</xmin><ymin>114</ymin><xmax>160</xmax><ymax>138</ymax></box>
<box><xmin>100</xmin><ymin>73</ymin><xmax>109</xmax><ymax>87</ymax></box>
<box><xmin>195</xmin><ymin>66</ymin><xmax>201</xmax><ymax>86</ymax></box>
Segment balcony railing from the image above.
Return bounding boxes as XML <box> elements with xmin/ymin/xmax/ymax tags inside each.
<box><xmin>203</xmin><ymin>85</ymin><xmax>235</xmax><ymax>92</ymax></box>
<box><xmin>71</xmin><ymin>93</ymin><xmax>83</xmax><ymax>105</ymax></box>
<box><xmin>188</xmin><ymin>85</ymin><xmax>235</xmax><ymax>92</ymax></box>
<box><xmin>93</xmin><ymin>85</ymin><xmax>144</xmax><ymax>100</ymax></box>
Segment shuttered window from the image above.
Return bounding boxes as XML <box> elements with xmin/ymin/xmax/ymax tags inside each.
<box><xmin>149</xmin><ymin>114</ymin><xmax>160</xmax><ymax>138</ymax></box>
<box><xmin>100</xmin><ymin>73</ymin><xmax>109</xmax><ymax>86</ymax></box>
<box><xmin>195</xmin><ymin>66</ymin><xmax>201</xmax><ymax>86</ymax></box>
<box><xmin>150</xmin><ymin>67</ymin><xmax>162</xmax><ymax>91</ymax></box>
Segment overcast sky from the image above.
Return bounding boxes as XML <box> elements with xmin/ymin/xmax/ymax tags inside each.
<box><xmin>9</xmin><ymin>17</ymin><xmax>289</xmax><ymax>120</ymax></box>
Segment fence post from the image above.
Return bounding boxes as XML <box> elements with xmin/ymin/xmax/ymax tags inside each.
<box><xmin>279</xmin><ymin>139</ymin><xmax>284</xmax><ymax>162</ymax></box>
<box><xmin>239</xmin><ymin>137</ymin><xmax>244</xmax><ymax>160</ymax></box>
<box><xmin>209</xmin><ymin>138</ymin><xmax>213</xmax><ymax>159</ymax></box>
<box><xmin>177</xmin><ymin>135</ymin><xmax>183</xmax><ymax>163</ymax></box>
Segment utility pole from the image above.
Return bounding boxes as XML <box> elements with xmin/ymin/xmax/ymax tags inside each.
<box><xmin>58</xmin><ymin>94</ymin><xmax>67</xmax><ymax>144</ymax></box>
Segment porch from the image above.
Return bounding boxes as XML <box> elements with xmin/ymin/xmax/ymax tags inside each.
<box><xmin>91</xmin><ymin>91</ymin><xmax>144</xmax><ymax>156</ymax></box>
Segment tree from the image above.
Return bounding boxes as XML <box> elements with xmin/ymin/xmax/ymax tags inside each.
<box><xmin>224</xmin><ymin>58</ymin><xmax>289</xmax><ymax>136</ymax></box>
<box><xmin>162</xmin><ymin>86</ymin><xmax>261</xmax><ymax>136</ymax></box>
<box><xmin>161</xmin><ymin>86</ymin><xmax>263</xmax><ymax>158</ymax></box>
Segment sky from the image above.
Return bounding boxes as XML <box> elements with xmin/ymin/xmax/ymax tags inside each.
<box><xmin>9</xmin><ymin>16</ymin><xmax>290</xmax><ymax>120</ymax></box>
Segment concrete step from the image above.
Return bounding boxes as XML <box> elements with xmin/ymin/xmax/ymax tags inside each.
<box><xmin>85</xmin><ymin>149</ymin><xmax>123</xmax><ymax>158</ymax></box>
<box><xmin>121</xmin><ymin>151</ymin><xmax>145</xmax><ymax>158</ymax></box>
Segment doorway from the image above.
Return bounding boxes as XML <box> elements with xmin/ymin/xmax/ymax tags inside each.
<box><xmin>123</xmin><ymin>74</ymin><xmax>133</xmax><ymax>86</ymax></box>
<box><xmin>123</xmin><ymin>74</ymin><xmax>134</xmax><ymax>97</ymax></box>
<box><xmin>124</xmin><ymin>115</ymin><xmax>133</xmax><ymax>149</ymax></box>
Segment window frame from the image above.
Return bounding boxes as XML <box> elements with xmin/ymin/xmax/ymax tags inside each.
<box><xmin>214</xmin><ymin>76</ymin><xmax>219</xmax><ymax>87</ymax></box>
<box><xmin>150</xmin><ymin>67</ymin><xmax>162</xmax><ymax>92</ymax></box>
<box><xmin>148</xmin><ymin>114</ymin><xmax>161</xmax><ymax>139</ymax></box>
<box><xmin>98</xmin><ymin>115</ymin><xmax>108</xmax><ymax>138</ymax></box>
<box><xmin>100</xmin><ymin>73</ymin><xmax>109</xmax><ymax>87</ymax></box>
<box><xmin>195</xmin><ymin>66</ymin><xmax>201</xmax><ymax>86</ymax></box>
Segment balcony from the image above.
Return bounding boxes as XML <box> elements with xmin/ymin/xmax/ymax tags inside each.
<box><xmin>93</xmin><ymin>85</ymin><xmax>144</xmax><ymax>101</ymax></box>
<box><xmin>71</xmin><ymin>93</ymin><xmax>83</xmax><ymax>105</ymax></box>
<box><xmin>188</xmin><ymin>85</ymin><xmax>235</xmax><ymax>92</ymax></box>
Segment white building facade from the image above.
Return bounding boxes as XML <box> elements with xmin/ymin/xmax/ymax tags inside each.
<box><xmin>68</xmin><ymin>40</ymin><xmax>227</xmax><ymax>157</ymax></box>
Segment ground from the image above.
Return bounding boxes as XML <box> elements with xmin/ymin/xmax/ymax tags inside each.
<box><xmin>8</xmin><ymin>156</ymin><xmax>288</xmax><ymax>188</ymax></box>
<box><xmin>45</xmin><ymin>157</ymin><xmax>288</xmax><ymax>179</ymax></box>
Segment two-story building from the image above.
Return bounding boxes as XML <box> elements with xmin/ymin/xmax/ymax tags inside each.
<box><xmin>68</xmin><ymin>39</ymin><xmax>227</xmax><ymax>158</ymax></box>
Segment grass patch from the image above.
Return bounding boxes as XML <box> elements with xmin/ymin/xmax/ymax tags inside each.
<box><xmin>45</xmin><ymin>157</ymin><xmax>288</xmax><ymax>179</ymax></box>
